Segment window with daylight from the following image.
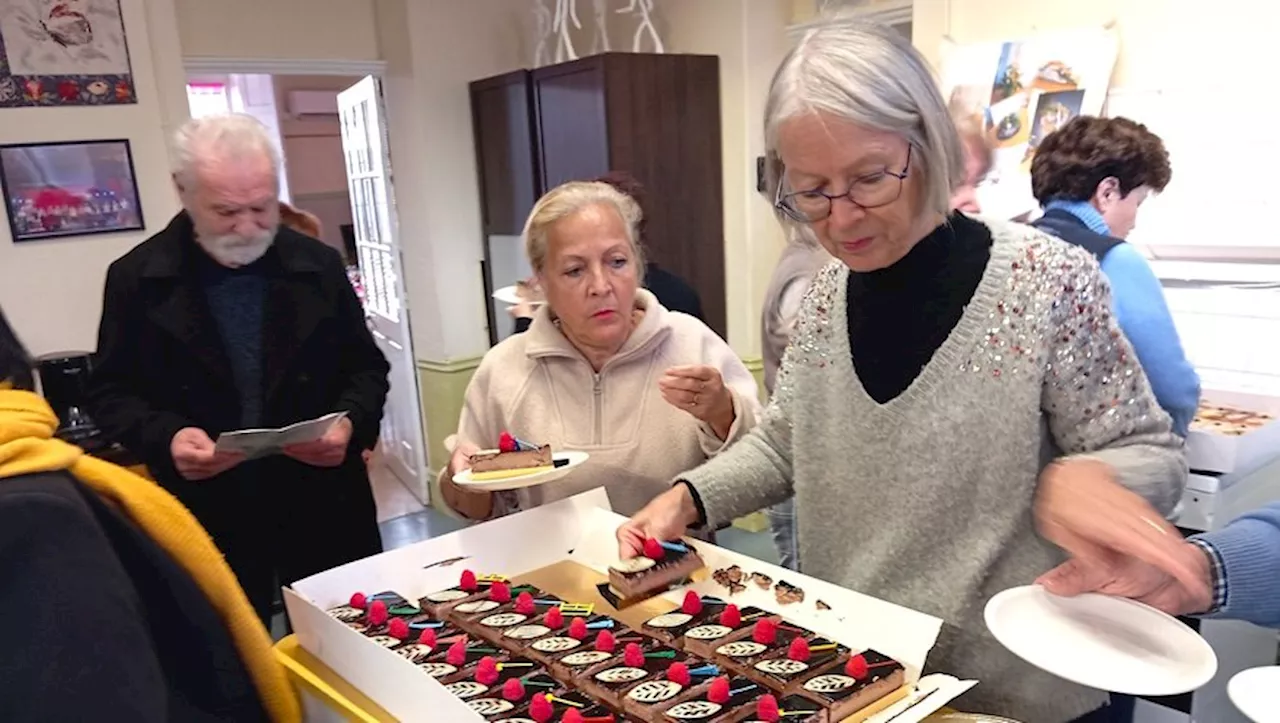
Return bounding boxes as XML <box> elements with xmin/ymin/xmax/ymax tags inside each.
<box><xmin>185</xmin><ymin>82</ymin><xmax>231</xmax><ymax>119</ymax></box>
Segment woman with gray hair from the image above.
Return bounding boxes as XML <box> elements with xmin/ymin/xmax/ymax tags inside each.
<box><xmin>439</xmin><ymin>181</ymin><xmax>760</xmax><ymax>521</ymax></box>
<box><xmin>619</xmin><ymin>19</ymin><xmax>1185</xmax><ymax>723</ymax></box>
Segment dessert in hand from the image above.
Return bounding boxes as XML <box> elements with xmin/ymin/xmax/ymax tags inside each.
<box><xmin>609</xmin><ymin>538</ymin><xmax>705</xmax><ymax>600</ymax></box>
<box><xmin>796</xmin><ymin>650</ymin><xmax>905</xmax><ymax>722</ymax></box>
<box><xmin>467</xmin><ymin>431</ymin><xmax>557</xmax><ymax>480</ymax></box>
<box><xmin>657</xmin><ymin>674</ymin><xmax>765</xmax><ymax>722</ymax></box>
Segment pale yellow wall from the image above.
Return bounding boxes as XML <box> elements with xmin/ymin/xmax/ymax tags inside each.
<box><xmin>173</xmin><ymin>0</ymin><xmax>381</xmax><ymax>62</ymax></box>
<box><xmin>0</xmin><ymin>0</ymin><xmax>187</xmax><ymax>356</ymax></box>
<box><xmin>912</xmin><ymin>0</ymin><xmax>1277</xmax><ymax>89</ymax></box>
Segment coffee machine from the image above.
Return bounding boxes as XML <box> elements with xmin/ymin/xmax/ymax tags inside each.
<box><xmin>34</xmin><ymin>351</ymin><xmax>104</xmax><ymax>452</ymax></box>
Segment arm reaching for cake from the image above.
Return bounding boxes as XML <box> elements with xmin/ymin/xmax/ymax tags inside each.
<box><xmin>617</xmin><ymin>483</ymin><xmax>701</xmax><ymax>559</ymax></box>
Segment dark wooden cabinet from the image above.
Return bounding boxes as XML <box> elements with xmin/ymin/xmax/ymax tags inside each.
<box><xmin>470</xmin><ymin>53</ymin><xmax>726</xmax><ymax>343</ymax></box>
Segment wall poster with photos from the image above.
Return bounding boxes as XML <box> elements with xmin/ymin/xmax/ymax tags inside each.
<box><xmin>0</xmin><ymin>0</ymin><xmax>136</xmax><ymax>107</ymax></box>
<box><xmin>940</xmin><ymin>28</ymin><xmax>1119</xmax><ymax>219</ymax></box>
<box><xmin>0</xmin><ymin>139</ymin><xmax>144</xmax><ymax>242</ymax></box>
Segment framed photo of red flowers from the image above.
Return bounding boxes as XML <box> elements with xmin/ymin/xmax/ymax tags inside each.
<box><xmin>0</xmin><ymin>0</ymin><xmax>137</xmax><ymax>107</ymax></box>
<box><xmin>0</xmin><ymin>139</ymin><xmax>145</xmax><ymax>242</ymax></box>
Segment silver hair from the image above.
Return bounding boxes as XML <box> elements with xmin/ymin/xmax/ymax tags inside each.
<box><xmin>763</xmin><ymin>18</ymin><xmax>963</xmax><ymax>218</ymax></box>
<box><xmin>172</xmin><ymin>113</ymin><xmax>281</xmax><ymax>188</ymax></box>
<box><xmin>523</xmin><ymin>181</ymin><xmax>647</xmax><ymax>284</ymax></box>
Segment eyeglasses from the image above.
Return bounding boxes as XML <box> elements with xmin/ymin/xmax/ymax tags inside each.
<box><xmin>775</xmin><ymin>146</ymin><xmax>913</xmax><ymax>223</ymax></box>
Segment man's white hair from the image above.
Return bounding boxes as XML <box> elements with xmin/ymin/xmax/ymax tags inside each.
<box><xmin>172</xmin><ymin>113</ymin><xmax>281</xmax><ymax>187</ymax></box>
<box><xmin>764</xmin><ymin>18</ymin><xmax>964</xmax><ymax>218</ymax></box>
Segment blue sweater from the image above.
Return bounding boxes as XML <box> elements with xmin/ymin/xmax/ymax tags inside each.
<box><xmin>1035</xmin><ymin>201</ymin><xmax>1201</xmax><ymax>435</ymax></box>
<box><xmin>1194</xmin><ymin>502</ymin><xmax>1280</xmax><ymax>627</ymax></box>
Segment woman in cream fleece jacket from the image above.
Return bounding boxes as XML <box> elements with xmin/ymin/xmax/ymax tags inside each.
<box><xmin>439</xmin><ymin>181</ymin><xmax>760</xmax><ymax>520</ymax></box>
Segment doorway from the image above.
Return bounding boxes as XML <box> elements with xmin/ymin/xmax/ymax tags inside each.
<box><xmin>182</xmin><ymin>61</ymin><xmax>430</xmax><ymax>518</ymax></box>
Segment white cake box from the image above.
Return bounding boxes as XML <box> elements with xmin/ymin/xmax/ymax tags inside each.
<box><xmin>1186</xmin><ymin>389</ymin><xmax>1280</xmax><ymax>476</ymax></box>
<box><xmin>285</xmin><ymin>488</ymin><xmax>977</xmax><ymax>722</ymax></box>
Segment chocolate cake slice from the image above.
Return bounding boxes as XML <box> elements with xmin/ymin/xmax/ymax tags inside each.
<box><xmin>749</xmin><ymin>636</ymin><xmax>850</xmax><ymax>694</ymax></box>
<box><xmin>711</xmin><ymin>620</ymin><xmax>815</xmax><ymax>680</ymax></box>
<box><xmin>542</xmin><ymin>625</ymin><xmax>645</xmax><ymax>683</ymax></box>
<box><xmin>681</xmin><ymin>604</ymin><xmax>774</xmax><ymax>659</ymax></box>
<box><xmin>524</xmin><ymin>613</ymin><xmax>623</xmax><ymax>666</ymax></box>
<box><xmin>578</xmin><ymin>638</ymin><xmax>694</xmax><ymax>708</ymax></box>
<box><xmin>797</xmin><ymin>650</ymin><xmax>905</xmax><ymax>722</ymax></box>
<box><xmin>522</xmin><ymin>689</ymin><xmax>615</xmax><ymax>722</ymax></box>
<box><xmin>420</xmin><ymin>570</ymin><xmax>506</xmax><ymax>618</ymax></box>
<box><xmin>418</xmin><ymin>634</ymin><xmax>504</xmax><ymax>681</ymax></box>
<box><xmin>621</xmin><ymin>660</ymin><xmax>724</xmax><ymax>720</ymax></box>
<box><xmin>640</xmin><ymin>592</ymin><xmax>731</xmax><ymax>649</ymax></box>
<box><xmin>608</xmin><ymin>539</ymin><xmax>704</xmax><ymax>600</ymax></box>
<box><xmin>464</xmin><ymin>670</ymin><xmax>565</xmax><ymax>721</ymax></box>
<box><xmin>468</xmin><ymin>445</ymin><xmax>553</xmax><ymax>480</ymax></box>
<box><xmin>449</xmin><ymin>584</ymin><xmax>552</xmax><ymax>642</ymax></box>
<box><xmin>656</xmin><ymin>675</ymin><xmax>767</xmax><ymax>723</ymax></box>
<box><xmin>754</xmin><ymin>693</ymin><xmax>828</xmax><ymax>722</ymax></box>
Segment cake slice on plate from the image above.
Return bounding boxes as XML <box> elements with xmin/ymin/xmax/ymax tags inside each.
<box><xmin>467</xmin><ymin>431</ymin><xmax>557</xmax><ymax>481</ymax></box>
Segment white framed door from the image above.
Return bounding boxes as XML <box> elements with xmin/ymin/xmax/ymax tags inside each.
<box><xmin>337</xmin><ymin>76</ymin><xmax>429</xmax><ymax>502</ymax></box>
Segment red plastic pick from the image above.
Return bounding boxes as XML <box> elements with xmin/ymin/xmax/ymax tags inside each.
<box><xmin>681</xmin><ymin>590</ymin><xmax>703</xmax><ymax>615</ymax></box>
<box><xmin>719</xmin><ymin>604</ymin><xmax>741</xmax><ymax>628</ymax></box>
<box><xmin>568</xmin><ymin>617</ymin><xmax>589</xmax><ymax>640</ymax></box>
<box><xmin>460</xmin><ymin>569</ymin><xmax>478</xmax><ymax>592</ymax></box>
<box><xmin>446</xmin><ymin>639</ymin><xmax>468</xmax><ymax>666</ymax></box>
<box><xmin>666</xmin><ymin>662</ymin><xmax>691</xmax><ymax>687</ymax></box>
<box><xmin>515</xmin><ymin>591</ymin><xmax>536</xmax><ymax>616</ymax></box>
<box><xmin>752</xmin><ymin>618</ymin><xmax>778</xmax><ymax>645</ymax></box>
<box><xmin>502</xmin><ymin>677</ymin><xmax>525</xmax><ymax>702</ymax></box>
<box><xmin>529</xmin><ymin>694</ymin><xmax>554</xmax><ymax>722</ymax></box>
<box><xmin>756</xmin><ymin>694</ymin><xmax>780</xmax><ymax>722</ymax></box>
<box><xmin>388</xmin><ymin>617</ymin><xmax>410</xmax><ymax>640</ymax></box>
<box><xmin>545</xmin><ymin>607</ymin><xmax>564</xmax><ymax>629</ymax></box>
<box><xmin>490</xmin><ymin>581</ymin><xmax>511</xmax><ymax>603</ymax></box>
<box><xmin>476</xmin><ymin>656</ymin><xmax>499</xmax><ymax>686</ymax></box>
<box><xmin>367</xmin><ymin>600</ymin><xmax>388</xmax><ymax>626</ymax></box>
<box><xmin>623</xmin><ymin>642</ymin><xmax>644</xmax><ymax>668</ymax></box>
<box><xmin>846</xmin><ymin>653</ymin><xmax>869</xmax><ymax>680</ymax></box>
<box><xmin>788</xmin><ymin>637</ymin><xmax>810</xmax><ymax>662</ymax></box>
<box><xmin>417</xmin><ymin>627</ymin><xmax>437</xmax><ymax>648</ymax></box>
<box><xmin>594</xmin><ymin>630</ymin><xmax>616</xmax><ymax>652</ymax></box>
<box><xmin>349</xmin><ymin>592</ymin><xmax>367</xmax><ymax>610</ymax></box>
<box><xmin>707</xmin><ymin>676</ymin><xmax>731</xmax><ymax>704</ymax></box>
<box><xmin>642</xmin><ymin>538</ymin><xmax>665</xmax><ymax>560</ymax></box>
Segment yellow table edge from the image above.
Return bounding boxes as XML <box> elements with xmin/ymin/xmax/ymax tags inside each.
<box><xmin>274</xmin><ymin>635</ymin><xmax>395</xmax><ymax>722</ymax></box>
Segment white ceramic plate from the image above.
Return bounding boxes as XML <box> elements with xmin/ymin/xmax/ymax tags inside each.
<box><xmin>1229</xmin><ymin>666</ymin><xmax>1280</xmax><ymax>722</ymax></box>
<box><xmin>492</xmin><ymin>285</ymin><xmax>546</xmax><ymax>307</ymax></box>
<box><xmin>452</xmin><ymin>450</ymin><xmax>589</xmax><ymax>491</ymax></box>
<box><xmin>984</xmin><ymin>585</ymin><xmax>1217</xmax><ymax>696</ymax></box>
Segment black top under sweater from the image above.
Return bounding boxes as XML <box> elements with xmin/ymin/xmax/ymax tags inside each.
<box><xmin>195</xmin><ymin>251</ymin><xmax>267</xmax><ymax>427</ymax></box>
<box><xmin>846</xmin><ymin>212</ymin><xmax>993</xmax><ymax>403</ymax></box>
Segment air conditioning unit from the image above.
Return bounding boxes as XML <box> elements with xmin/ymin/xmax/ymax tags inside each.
<box><xmin>286</xmin><ymin>89</ymin><xmax>339</xmax><ymax>119</ymax></box>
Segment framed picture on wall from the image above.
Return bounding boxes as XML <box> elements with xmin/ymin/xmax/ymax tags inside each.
<box><xmin>0</xmin><ymin>138</ymin><xmax>144</xmax><ymax>242</ymax></box>
<box><xmin>0</xmin><ymin>0</ymin><xmax>137</xmax><ymax>107</ymax></box>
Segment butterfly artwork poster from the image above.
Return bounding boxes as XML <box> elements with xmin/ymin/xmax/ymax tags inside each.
<box><xmin>0</xmin><ymin>0</ymin><xmax>137</xmax><ymax>107</ymax></box>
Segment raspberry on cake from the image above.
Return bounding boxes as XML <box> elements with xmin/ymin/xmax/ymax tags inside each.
<box><xmin>467</xmin><ymin>431</ymin><xmax>555</xmax><ymax>481</ymax></box>
<box><xmin>417</xmin><ymin>634</ymin><xmax>503</xmax><ymax>681</ymax></box>
<box><xmin>657</xmin><ymin>674</ymin><xmax>767</xmax><ymax>722</ymax></box>
<box><xmin>752</xmin><ymin>693</ymin><xmax>826</xmax><ymax>722</ymax></box>
<box><xmin>578</xmin><ymin>639</ymin><xmax>693</xmax><ymax>708</ymax></box>
<box><xmin>711</xmin><ymin>620</ymin><xmax>815</xmax><ymax>679</ymax></box>
<box><xmin>545</xmin><ymin>627</ymin><xmax>645</xmax><ymax>682</ymax></box>
<box><xmin>681</xmin><ymin>603</ymin><xmax>775</xmax><ymax>659</ymax></box>
<box><xmin>621</xmin><ymin>660</ymin><xmax>723</xmax><ymax>720</ymax></box>
<box><xmin>420</xmin><ymin>570</ymin><xmax>506</xmax><ymax>618</ymax></box>
<box><xmin>796</xmin><ymin>650</ymin><xmax>905</xmax><ymax>722</ymax></box>
<box><xmin>449</xmin><ymin>584</ymin><xmax>551</xmax><ymax>639</ymax></box>
<box><xmin>442</xmin><ymin>655</ymin><xmax>544</xmax><ymax>708</ymax></box>
<box><xmin>748</xmin><ymin>636</ymin><xmax>850</xmax><ymax>693</ymax></box>
<box><xmin>526</xmin><ymin>613</ymin><xmax>624</xmax><ymax>667</ymax></box>
<box><xmin>641</xmin><ymin>592</ymin><xmax>727</xmax><ymax>648</ymax></box>
<box><xmin>524</xmin><ymin>690</ymin><xmax>615</xmax><ymax>722</ymax></box>
<box><xmin>608</xmin><ymin>539</ymin><xmax>705</xmax><ymax>600</ymax></box>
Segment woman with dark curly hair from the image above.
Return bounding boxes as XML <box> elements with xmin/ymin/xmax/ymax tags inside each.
<box><xmin>1030</xmin><ymin>116</ymin><xmax>1199</xmax><ymax>436</ymax></box>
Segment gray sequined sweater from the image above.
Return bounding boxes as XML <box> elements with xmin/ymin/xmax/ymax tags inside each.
<box><xmin>682</xmin><ymin>218</ymin><xmax>1187</xmax><ymax>722</ymax></box>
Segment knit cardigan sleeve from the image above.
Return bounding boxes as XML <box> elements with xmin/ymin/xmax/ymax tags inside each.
<box><xmin>1042</xmin><ymin>254</ymin><xmax>1187</xmax><ymax>515</ymax></box>
<box><xmin>1193</xmin><ymin>502</ymin><xmax>1280</xmax><ymax>627</ymax></box>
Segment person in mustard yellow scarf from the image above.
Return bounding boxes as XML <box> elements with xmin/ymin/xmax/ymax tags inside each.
<box><xmin>0</xmin><ymin>307</ymin><xmax>299</xmax><ymax>722</ymax></box>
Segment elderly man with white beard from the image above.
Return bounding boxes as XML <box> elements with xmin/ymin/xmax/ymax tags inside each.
<box><xmin>88</xmin><ymin>114</ymin><xmax>390</xmax><ymax>626</ymax></box>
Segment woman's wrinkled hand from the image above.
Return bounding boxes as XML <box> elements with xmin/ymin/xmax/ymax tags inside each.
<box><xmin>617</xmin><ymin>484</ymin><xmax>700</xmax><ymax>559</ymax></box>
<box><xmin>659</xmin><ymin>365</ymin><xmax>735</xmax><ymax>438</ymax></box>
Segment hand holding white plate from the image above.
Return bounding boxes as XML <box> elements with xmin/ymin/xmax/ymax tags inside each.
<box><xmin>1229</xmin><ymin>666</ymin><xmax>1280</xmax><ymax>722</ymax></box>
<box><xmin>452</xmin><ymin>450</ymin><xmax>588</xmax><ymax>491</ymax></box>
<box><xmin>492</xmin><ymin>285</ymin><xmax>546</xmax><ymax>307</ymax></box>
<box><xmin>984</xmin><ymin>585</ymin><xmax>1216</xmax><ymax>696</ymax></box>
